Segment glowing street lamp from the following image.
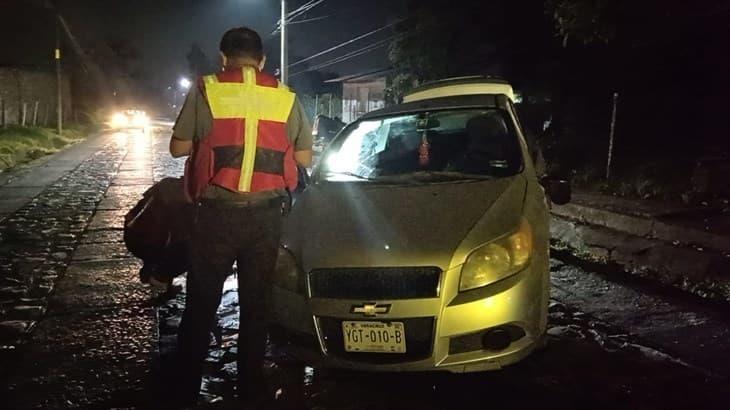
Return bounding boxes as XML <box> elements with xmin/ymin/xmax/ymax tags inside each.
<box><xmin>179</xmin><ymin>77</ymin><xmax>192</xmax><ymax>90</ymax></box>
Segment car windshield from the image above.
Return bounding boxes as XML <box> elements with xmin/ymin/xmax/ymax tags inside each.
<box><xmin>319</xmin><ymin>108</ymin><xmax>523</xmax><ymax>182</ymax></box>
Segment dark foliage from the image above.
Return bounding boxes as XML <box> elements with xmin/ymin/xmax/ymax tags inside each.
<box><xmin>389</xmin><ymin>0</ymin><xmax>730</xmax><ymax>198</ymax></box>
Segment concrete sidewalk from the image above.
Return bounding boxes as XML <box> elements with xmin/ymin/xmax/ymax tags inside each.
<box><xmin>0</xmin><ymin>131</ymin><xmax>109</xmax><ymax>219</ymax></box>
<box><xmin>551</xmin><ymin>191</ymin><xmax>730</xmax><ymax>303</ymax></box>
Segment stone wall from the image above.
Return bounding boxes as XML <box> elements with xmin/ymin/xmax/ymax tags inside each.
<box><xmin>0</xmin><ymin>67</ymin><xmax>72</xmax><ymax>127</ymax></box>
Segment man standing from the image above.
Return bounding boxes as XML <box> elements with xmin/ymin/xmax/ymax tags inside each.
<box><xmin>169</xmin><ymin>27</ymin><xmax>312</xmax><ymax>406</ymax></box>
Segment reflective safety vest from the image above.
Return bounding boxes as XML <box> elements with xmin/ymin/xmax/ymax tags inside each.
<box><xmin>185</xmin><ymin>66</ymin><xmax>297</xmax><ymax>201</ymax></box>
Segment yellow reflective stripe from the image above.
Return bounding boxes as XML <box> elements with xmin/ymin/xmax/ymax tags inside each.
<box><xmin>203</xmin><ymin>75</ymin><xmax>218</xmax><ymax>85</ymax></box>
<box><xmin>202</xmin><ymin>68</ymin><xmax>296</xmax><ymax>192</ymax></box>
<box><xmin>204</xmin><ymin>80</ymin><xmax>295</xmax><ymax>122</ymax></box>
<box><xmin>239</xmin><ymin>67</ymin><xmax>258</xmax><ymax>192</ymax></box>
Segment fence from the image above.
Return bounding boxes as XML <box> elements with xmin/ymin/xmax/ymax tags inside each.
<box><xmin>0</xmin><ymin>67</ymin><xmax>71</xmax><ymax>128</ymax></box>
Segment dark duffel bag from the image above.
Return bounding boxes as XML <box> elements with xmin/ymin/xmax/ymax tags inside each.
<box><xmin>124</xmin><ymin>177</ymin><xmax>192</xmax><ymax>284</ymax></box>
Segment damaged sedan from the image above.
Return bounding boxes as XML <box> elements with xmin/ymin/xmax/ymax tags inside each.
<box><xmin>270</xmin><ymin>77</ymin><xmax>568</xmax><ymax>372</ymax></box>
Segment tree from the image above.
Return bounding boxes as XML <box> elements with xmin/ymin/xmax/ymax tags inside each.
<box><xmin>387</xmin><ymin>0</ymin><xmax>559</xmax><ymax>101</ymax></box>
<box><xmin>546</xmin><ymin>0</ymin><xmax>618</xmax><ymax>46</ymax></box>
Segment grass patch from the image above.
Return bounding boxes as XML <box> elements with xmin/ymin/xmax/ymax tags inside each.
<box><xmin>0</xmin><ymin>125</ymin><xmax>88</xmax><ymax>171</ymax></box>
<box><xmin>566</xmin><ymin>159</ymin><xmax>693</xmax><ymax>201</ymax></box>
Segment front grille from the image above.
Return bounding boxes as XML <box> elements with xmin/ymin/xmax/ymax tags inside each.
<box><xmin>308</xmin><ymin>267</ymin><xmax>441</xmax><ymax>299</ymax></box>
<box><xmin>318</xmin><ymin>316</ymin><xmax>435</xmax><ymax>364</ymax></box>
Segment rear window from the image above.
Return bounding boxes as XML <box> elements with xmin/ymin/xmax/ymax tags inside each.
<box><xmin>320</xmin><ymin>108</ymin><xmax>522</xmax><ymax>182</ymax></box>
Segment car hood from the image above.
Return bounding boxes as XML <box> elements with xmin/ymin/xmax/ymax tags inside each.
<box><xmin>282</xmin><ymin>176</ymin><xmax>527</xmax><ymax>272</ymax></box>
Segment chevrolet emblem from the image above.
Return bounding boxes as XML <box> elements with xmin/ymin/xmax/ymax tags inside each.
<box><xmin>351</xmin><ymin>303</ymin><xmax>391</xmax><ymax>317</ymax></box>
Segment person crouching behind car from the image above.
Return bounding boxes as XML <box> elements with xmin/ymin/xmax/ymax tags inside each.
<box><xmin>124</xmin><ymin>177</ymin><xmax>191</xmax><ymax>295</ymax></box>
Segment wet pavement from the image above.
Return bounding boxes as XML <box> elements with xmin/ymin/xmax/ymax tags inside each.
<box><xmin>1</xmin><ymin>126</ymin><xmax>729</xmax><ymax>409</ymax></box>
<box><xmin>1</xmin><ymin>130</ymin><xmax>158</xmax><ymax>408</ymax></box>
<box><xmin>156</xmin><ymin>266</ymin><xmax>730</xmax><ymax>409</ymax></box>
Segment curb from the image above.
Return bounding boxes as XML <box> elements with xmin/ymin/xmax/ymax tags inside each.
<box><xmin>550</xmin><ymin>215</ymin><xmax>730</xmax><ymax>303</ymax></box>
<box><xmin>552</xmin><ymin>203</ymin><xmax>730</xmax><ymax>253</ymax></box>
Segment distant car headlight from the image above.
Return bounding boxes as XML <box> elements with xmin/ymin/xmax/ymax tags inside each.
<box><xmin>111</xmin><ymin>112</ymin><xmax>129</xmax><ymax>128</ymax></box>
<box><xmin>459</xmin><ymin>218</ymin><xmax>533</xmax><ymax>292</ymax></box>
<box><xmin>131</xmin><ymin>112</ymin><xmax>149</xmax><ymax>126</ymax></box>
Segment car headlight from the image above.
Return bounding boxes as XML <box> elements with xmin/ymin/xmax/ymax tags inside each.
<box><xmin>111</xmin><ymin>112</ymin><xmax>129</xmax><ymax>127</ymax></box>
<box><xmin>459</xmin><ymin>218</ymin><xmax>533</xmax><ymax>292</ymax></box>
<box><xmin>132</xmin><ymin>112</ymin><xmax>149</xmax><ymax>126</ymax></box>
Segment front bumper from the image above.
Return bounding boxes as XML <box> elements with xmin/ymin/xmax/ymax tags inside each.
<box><xmin>270</xmin><ymin>262</ymin><xmax>548</xmax><ymax>373</ymax></box>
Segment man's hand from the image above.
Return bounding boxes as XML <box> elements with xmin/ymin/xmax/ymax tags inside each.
<box><xmin>294</xmin><ymin>150</ymin><xmax>313</xmax><ymax>168</ymax></box>
<box><xmin>170</xmin><ymin>137</ymin><xmax>193</xmax><ymax>158</ymax></box>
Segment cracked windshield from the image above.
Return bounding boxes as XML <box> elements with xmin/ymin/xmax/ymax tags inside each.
<box><xmin>0</xmin><ymin>0</ymin><xmax>728</xmax><ymax>409</ymax></box>
<box><xmin>323</xmin><ymin>109</ymin><xmax>522</xmax><ymax>182</ymax></box>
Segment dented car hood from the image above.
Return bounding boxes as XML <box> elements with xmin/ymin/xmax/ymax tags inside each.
<box><xmin>282</xmin><ymin>175</ymin><xmax>527</xmax><ymax>272</ymax></box>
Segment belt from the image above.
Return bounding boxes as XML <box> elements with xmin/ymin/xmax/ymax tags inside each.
<box><xmin>199</xmin><ymin>195</ymin><xmax>284</xmax><ymax>209</ymax></box>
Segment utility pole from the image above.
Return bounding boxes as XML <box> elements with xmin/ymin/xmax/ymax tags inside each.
<box><xmin>280</xmin><ymin>0</ymin><xmax>288</xmax><ymax>84</ymax></box>
<box><xmin>606</xmin><ymin>92</ymin><xmax>619</xmax><ymax>180</ymax></box>
<box><xmin>33</xmin><ymin>101</ymin><xmax>39</xmax><ymax>126</ymax></box>
<box><xmin>55</xmin><ymin>16</ymin><xmax>63</xmax><ymax>135</ymax></box>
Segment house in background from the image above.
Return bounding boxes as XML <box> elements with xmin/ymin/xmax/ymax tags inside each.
<box><xmin>324</xmin><ymin>69</ymin><xmax>392</xmax><ymax>123</ymax></box>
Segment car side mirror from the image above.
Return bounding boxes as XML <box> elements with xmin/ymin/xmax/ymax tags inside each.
<box><xmin>542</xmin><ymin>177</ymin><xmax>571</xmax><ymax>205</ymax></box>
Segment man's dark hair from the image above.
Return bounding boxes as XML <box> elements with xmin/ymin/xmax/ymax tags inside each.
<box><xmin>220</xmin><ymin>27</ymin><xmax>264</xmax><ymax>60</ymax></box>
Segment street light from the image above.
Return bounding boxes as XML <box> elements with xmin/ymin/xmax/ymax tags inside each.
<box><xmin>179</xmin><ymin>77</ymin><xmax>192</xmax><ymax>90</ymax></box>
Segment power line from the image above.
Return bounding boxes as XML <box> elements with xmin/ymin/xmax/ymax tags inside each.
<box><xmin>288</xmin><ymin>44</ymin><xmax>385</xmax><ymax>78</ymax></box>
<box><xmin>270</xmin><ymin>14</ymin><xmax>331</xmax><ymax>36</ymax></box>
<box><xmin>287</xmin><ymin>16</ymin><xmax>457</xmax><ymax>79</ymax></box>
<box><xmin>288</xmin><ymin>19</ymin><xmax>404</xmax><ymax>69</ymax></box>
<box><xmin>289</xmin><ymin>19</ymin><xmax>437</xmax><ymax>78</ymax></box>
<box><xmin>288</xmin><ymin>15</ymin><xmax>332</xmax><ymax>25</ymax></box>
<box><xmin>272</xmin><ymin>0</ymin><xmax>327</xmax><ymax>34</ymax></box>
<box><xmin>288</xmin><ymin>0</ymin><xmax>326</xmax><ymax>22</ymax></box>
<box><xmin>289</xmin><ymin>36</ymin><xmax>396</xmax><ymax>78</ymax></box>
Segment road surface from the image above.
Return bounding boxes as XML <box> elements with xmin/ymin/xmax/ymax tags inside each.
<box><xmin>1</xmin><ymin>125</ymin><xmax>728</xmax><ymax>409</ymax></box>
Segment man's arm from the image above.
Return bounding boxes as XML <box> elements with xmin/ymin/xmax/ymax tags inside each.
<box><xmin>169</xmin><ymin>84</ymin><xmax>205</xmax><ymax>158</ymax></box>
<box><xmin>288</xmin><ymin>97</ymin><xmax>314</xmax><ymax>167</ymax></box>
<box><xmin>170</xmin><ymin>137</ymin><xmax>193</xmax><ymax>158</ymax></box>
<box><xmin>294</xmin><ymin>150</ymin><xmax>313</xmax><ymax>168</ymax></box>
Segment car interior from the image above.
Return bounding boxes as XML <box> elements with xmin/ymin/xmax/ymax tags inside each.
<box><xmin>372</xmin><ymin>110</ymin><xmax>522</xmax><ymax>177</ymax></box>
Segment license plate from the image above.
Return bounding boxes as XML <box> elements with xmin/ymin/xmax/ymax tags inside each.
<box><xmin>342</xmin><ymin>321</ymin><xmax>406</xmax><ymax>353</ymax></box>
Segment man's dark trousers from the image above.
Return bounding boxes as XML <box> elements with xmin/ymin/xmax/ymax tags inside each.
<box><xmin>176</xmin><ymin>198</ymin><xmax>282</xmax><ymax>401</ymax></box>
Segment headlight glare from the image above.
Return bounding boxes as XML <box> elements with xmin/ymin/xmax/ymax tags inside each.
<box><xmin>459</xmin><ymin>218</ymin><xmax>533</xmax><ymax>292</ymax></box>
<box><xmin>132</xmin><ymin>112</ymin><xmax>149</xmax><ymax>126</ymax></box>
<box><xmin>111</xmin><ymin>112</ymin><xmax>128</xmax><ymax>127</ymax></box>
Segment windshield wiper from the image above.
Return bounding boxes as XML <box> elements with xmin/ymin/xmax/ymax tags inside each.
<box><xmin>394</xmin><ymin>171</ymin><xmax>494</xmax><ymax>182</ymax></box>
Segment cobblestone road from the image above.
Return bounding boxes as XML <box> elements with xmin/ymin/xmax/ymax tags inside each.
<box><xmin>1</xmin><ymin>130</ymin><xmax>159</xmax><ymax>408</ymax></box>
<box><xmin>1</xmin><ymin>127</ymin><xmax>729</xmax><ymax>409</ymax></box>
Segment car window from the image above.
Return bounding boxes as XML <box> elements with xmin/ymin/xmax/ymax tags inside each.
<box><xmin>320</xmin><ymin>109</ymin><xmax>523</xmax><ymax>182</ymax></box>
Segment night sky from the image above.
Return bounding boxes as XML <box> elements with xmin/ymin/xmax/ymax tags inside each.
<box><xmin>57</xmin><ymin>0</ymin><xmax>403</xmax><ymax>87</ymax></box>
